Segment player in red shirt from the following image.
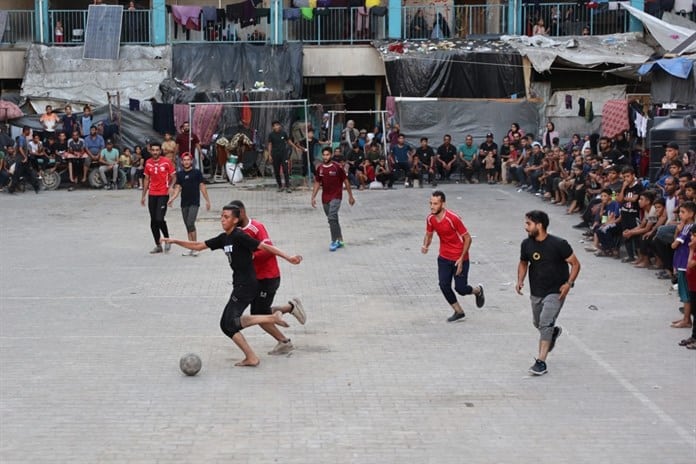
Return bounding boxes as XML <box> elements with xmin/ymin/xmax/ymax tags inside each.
<box><xmin>422</xmin><ymin>190</ymin><xmax>485</xmax><ymax>322</ymax></box>
<box><xmin>311</xmin><ymin>147</ymin><xmax>355</xmax><ymax>252</ymax></box>
<box><xmin>229</xmin><ymin>200</ymin><xmax>307</xmax><ymax>355</ymax></box>
<box><xmin>140</xmin><ymin>141</ymin><xmax>176</xmax><ymax>254</ymax></box>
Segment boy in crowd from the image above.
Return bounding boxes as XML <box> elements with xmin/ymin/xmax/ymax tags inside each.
<box><xmin>671</xmin><ymin>202</ymin><xmax>696</xmax><ymax>329</ymax></box>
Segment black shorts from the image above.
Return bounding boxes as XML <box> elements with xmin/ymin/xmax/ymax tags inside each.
<box><xmin>250</xmin><ymin>277</ymin><xmax>281</xmax><ymax>315</ymax></box>
<box><xmin>148</xmin><ymin>195</ymin><xmax>169</xmax><ymax>222</ymax></box>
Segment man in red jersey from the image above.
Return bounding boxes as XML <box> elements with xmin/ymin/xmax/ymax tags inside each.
<box><xmin>140</xmin><ymin>141</ymin><xmax>176</xmax><ymax>254</ymax></box>
<box><xmin>422</xmin><ymin>190</ymin><xmax>485</xmax><ymax>322</ymax></box>
<box><xmin>311</xmin><ymin>147</ymin><xmax>355</xmax><ymax>252</ymax></box>
<box><xmin>229</xmin><ymin>200</ymin><xmax>307</xmax><ymax>355</ymax></box>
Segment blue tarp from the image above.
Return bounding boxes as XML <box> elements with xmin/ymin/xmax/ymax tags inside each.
<box><xmin>638</xmin><ymin>57</ymin><xmax>694</xmax><ymax>79</ymax></box>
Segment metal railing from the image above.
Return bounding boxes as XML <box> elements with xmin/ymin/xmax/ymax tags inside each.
<box><xmin>284</xmin><ymin>7</ymin><xmax>387</xmax><ymax>44</ymax></box>
<box><xmin>520</xmin><ymin>3</ymin><xmax>630</xmax><ymax>36</ymax></box>
<box><xmin>48</xmin><ymin>9</ymin><xmax>151</xmax><ymax>45</ymax></box>
<box><xmin>0</xmin><ymin>10</ymin><xmax>35</xmax><ymax>44</ymax></box>
<box><xmin>402</xmin><ymin>5</ymin><xmax>509</xmax><ymax>40</ymax></box>
<box><xmin>167</xmin><ymin>12</ymin><xmax>271</xmax><ymax>43</ymax></box>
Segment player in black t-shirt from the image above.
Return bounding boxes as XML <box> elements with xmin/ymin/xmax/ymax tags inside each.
<box><xmin>162</xmin><ymin>204</ymin><xmax>302</xmax><ymax>367</ymax></box>
<box><xmin>516</xmin><ymin>210</ymin><xmax>581</xmax><ymax>376</ymax></box>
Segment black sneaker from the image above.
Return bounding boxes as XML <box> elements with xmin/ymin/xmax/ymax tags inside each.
<box><xmin>529</xmin><ymin>359</ymin><xmax>547</xmax><ymax>376</ymax></box>
<box><xmin>475</xmin><ymin>284</ymin><xmax>485</xmax><ymax>308</ymax></box>
<box><xmin>549</xmin><ymin>326</ymin><xmax>562</xmax><ymax>352</ymax></box>
<box><xmin>572</xmin><ymin>222</ymin><xmax>587</xmax><ymax>229</ymax></box>
<box><xmin>447</xmin><ymin>311</ymin><xmax>466</xmax><ymax>323</ymax></box>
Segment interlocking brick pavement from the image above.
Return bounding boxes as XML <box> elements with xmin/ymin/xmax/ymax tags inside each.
<box><xmin>0</xmin><ymin>182</ymin><xmax>694</xmax><ymax>463</ymax></box>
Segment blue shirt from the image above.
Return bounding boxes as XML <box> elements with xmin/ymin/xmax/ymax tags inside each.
<box><xmin>84</xmin><ymin>134</ymin><xmax>105</xmax><ymax>156</ymax></box>
<box><xmin>390</xmin><ymin>144</ymin><xmax>411</xmax><ymax>163</ymax></box>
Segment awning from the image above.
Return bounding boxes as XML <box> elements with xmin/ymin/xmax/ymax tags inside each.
<box><xmin>639</xmin><ymin>57</ymin><xmax>694</xmax><ymax>79</ymax></box>
<box><xmin>622</xmin><ymin>4</ymin><xmax>696</xmax><ymax>54</ymax></box>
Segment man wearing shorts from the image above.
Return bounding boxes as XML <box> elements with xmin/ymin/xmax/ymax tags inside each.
<box><xmin>168</xmin><ymin>152</ymin><xmax>211</xmax><ymax>256</ymax></box>
<box><xmin>422</xmin><ymin>190</ymin><xmax>485</xmax><ymax>322</ymax></box>
<box><xmin>229</xmin><ymin>200</ymin><xmax>307</xmax><ymax>355</ymax></box>
<box><xmin>162</xmin><ymin>204</ymin><xmax>303</xmax><ymax>367</ymax></box>
<box><xmin>140</xmin><ymin>141</ymin><xmax>176</xmax><ymax>254</ymax></box>
<box><xmin>517</xmin><ymin>210</ymin><xmax>581</xmax><ymax>376</ymax></box>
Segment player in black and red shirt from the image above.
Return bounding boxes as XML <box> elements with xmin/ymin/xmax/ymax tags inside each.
<box><xmin>229</xmin><ymin>200</ymin><xmax>307</xmax><ymax>356</ymax></box>
<box><xmin>162</xmin><ymin>204</ymin><xmax>302</xmax><ymax>367</ymax></box>
<box><xmin>422</xmin><ymin>190</ymin><xmax>485</xmax><ymax>322</ymax></box>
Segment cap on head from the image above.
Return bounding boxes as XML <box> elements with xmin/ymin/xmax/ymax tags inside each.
<box><xmin>666</xmin><ymin>141</ymin><xmax>679</xmax><ymax>150</ymax></box>
<box><xmin>486</xmin><ymin>132</ymin><xmax>493</xmax><ymax>138</ymax></box>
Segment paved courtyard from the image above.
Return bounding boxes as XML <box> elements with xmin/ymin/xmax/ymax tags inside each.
<box><xmin>1</xmin><ymin>181</ymin><xmax>694</xmax><ymax>463</ymax></box>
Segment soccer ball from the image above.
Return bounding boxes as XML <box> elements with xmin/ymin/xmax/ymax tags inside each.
<box><xmin>179</xmin><ymin>353</ymin><xmax>202</xmax><ymax>376</ymax></box>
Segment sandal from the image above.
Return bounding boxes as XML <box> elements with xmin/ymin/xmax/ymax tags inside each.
<box><xmin>686</xmin><ymin>342</ymin><xmax>696</xmax><ymax>350</ymax></box>
<box><xmin>678</xmin><ymin>337</ymin><xmax>695</xmax><ymax>346</ymax></box>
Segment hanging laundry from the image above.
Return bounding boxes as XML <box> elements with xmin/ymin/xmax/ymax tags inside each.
<box><xmin>171</xmin><ymin>5</ymin><xmax>202</xmax><ymax>31</ymax></box>
<box><xmin>284</xmin><ymin>8</ymin><xmax>301</xmax><ymax>20</ymax></box>
<box><xmin>294</xmin><ymin>0</ymin><xmax>311</xmax><ymax>7</ymax></box>
<box><xmin>193</xmin><ymin>104</ymin><xmax>223</xmax><ymax>146</ymax></box>
<box><xmin>577</xmin><ymin>97</ymin><xmax>586</xmax><ymax>117</ymax></box>
<box><xmin>152</xmin><ymin>102</ymin><xmax>176</xmax><ymax>135</ymax></box>
<box><xmin>226</xmin><ymin>1</ymin><xmax>246</xmax><ymax>22</ymax></box>
<box><xmin>565</xmin><ymin>94</ymin><xmax>572</xmax><ymax>110</ymax></box>
<box><xmin>129</xmin><ymin>98</ymin><xmax>140</xmax><ymax>111</ymax></box>
<box><xmin>366</xmin><ymin>0</ymin><xmax>381</xmax><ymax>7</ymax></box>
<box><xmin>300</xmin><ymin>7</ymin><xmax>313</xmax><ymax>20</ymax></box>
<box><xmin>201</xmin><ymin>6</ymin><xmax>218</xmax><ymax>23</ymax></box>
<box><xmin>634</xmin><ymin>112</ymin><xmax>648</xmax><ymax>138</ymax></box>
<box><xmin>601</xmin><ymin>99</ymin><xmax>630</xmax><ymax>137</ymax></box>
<box><xmin>256</xmin><ymin>8</ymin><xmax>271</xmax><ymax>24</ymax></box>
<box><xmin>174</xmin><ymin>104</ymin><xmax>190</xmax><ymax>133</ymax></box>
<box><xmin>585</xmin><ymin>101</ymin><xmax>593</xmax><ymax>122</ymax></box>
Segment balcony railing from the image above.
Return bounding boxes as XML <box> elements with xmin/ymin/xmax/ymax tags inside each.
<box><xmin>284</xmin><ymin>7</ymin><xmax>387</xmax><ymax>44</ymax></box>
<box><xmin>0</xmin><ymin>10</ymin><xmax>34</xmax><ymax>45</ymax></box>
<box><xmin>403</xmin><ymin>5</ymin><xmax>509</xmax><ymax>40</ymax></box>
<box><xmin>48</xmin><ymin>9</ymin><xmax>151</xmax><ymax>45</ymax></box>
<box><xmin>167</xmin><ymin>12</ymin><xmax>271</xmax><ymax>43</ymax></box>
<box><xmin>520</xmin><ymin>3</ymin><xmax>630</xmax><ymax>36</ymax></box>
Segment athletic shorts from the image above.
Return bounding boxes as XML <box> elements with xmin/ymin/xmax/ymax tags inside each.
<box><xmin>250</xmin><ymin>277</ymin><xmax>281</xmax><ymax>315</ymax></box>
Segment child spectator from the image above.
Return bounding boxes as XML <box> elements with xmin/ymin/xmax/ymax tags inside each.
<box><xmin>408</xmin><ymin>153</ymin><xmax>424</xmax><ymax>188</ymax></box>
<box><xmin>132</xmin><ymin>145</ymin><xmax>144</xmax><ymax>189</ymax></box>
<box><xmin>671</xmin><ymin>202</ymin><xmax>696</xmax><ymax>329</ymax></box>
<box><xmin>54</xmin><ymin>20</ymin><xmax>64</xmax><ymax>43</ymax></box>
<box><xmin>120</xmin><ymin>147</ymin><xmax>134</xmax><ymax>188</ymax></box>
<box><xmin>681</xmin><ymin>227</ymin><xmax>696</xmax><ymax>349</ymax></box>
<box><xmin>484</xmin><ymin>151</ymin><xmax>496</xmax><ymax>184</ymax></box>
<box><xmin>590</xmin><ymin>188</ymin><xmax>621</xmax><ymax>256</ymax></box>
<box><xmin>375</xmin><ymin>158</ymin><xmax>392</xmax><ymax>189</ymax></box>
<box><xmin>635</xmin><ymin>193</ymin><xmax>662</xmax><ymax>268</ymax></box>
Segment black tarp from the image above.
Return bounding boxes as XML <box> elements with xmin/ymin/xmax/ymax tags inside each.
<box><xmin>170</xmin><ymin>43</ymin><xmax>304</xmax><ymax>98</ymax></box>
<box><xmin>650</xmin><ymin>69</ymin><xmax>696</xmax><ymax>106</ymax></box>
<box><xmin>377</xmin><ymin>41</ymin><xmax>525</xmax><ymax>98</ymax></box>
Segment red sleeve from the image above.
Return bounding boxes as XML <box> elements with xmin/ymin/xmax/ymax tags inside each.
<box><xmin>426</xmin><ymin>215</ymin><xmax>434</xmax><ymax>233</ymax></box>
<box><xmin>451</xmin><ymin>212</ymin><xmax>467</xmax><ymax>236</ymax></box>
<box><xmin>337</xmin><ymin>163</ymin><xmax>346</xmax><ymax>182</ymax></box>
<box><xmin>143</xmin><ymin>159</ymin><xmax>152</xmax><ymax>176</ymax></box>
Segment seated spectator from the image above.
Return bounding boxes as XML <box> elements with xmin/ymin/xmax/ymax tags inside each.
<box><xmin>389</xmin><ymin>134</ymin><xmax>413</xmax><ymax>187</ymax></box>
<box><xmin>635</xmin><ymin>196</ymin><xmax>666</xmax><ymax>268</ymax></box>
<box><xmin>98</xmin><ymin>139</ymin><xmax>120</xmax><ymax>190</ymax></box>
<box><xmin>7</xmin><ymin>143</ymin><xmax>40</xmax><ymax>194</ymax></box>
<box><xmin>27</xmin><ymin>133</ymin><xmax>47</xmax><ymax>176</ymax></box>
<box><xmin>346</xmin><ymin>143</ymin><xmax>365</xmax><ymax>188</ymax></box>
<box><xmin>458</xmin><ymin>135</ymin><xmax>479</xmax><ymax>183</ymax></box>
<box><xmin>523</xmin><ymin>142</ymin><xmax>545</xmax><ymax>193</ymax></box>
<box><xmin>364</xmin><ymin>143</ymin><xmax>382</xmax><ymax>167</ymax></box>
<box><xmin>657</xmin><ymin>159</ymin><xmax>683</xmax><ymax>191</ymax></box>
<box><xmin>589</xmin><ymin>188</ymin><xmax>622</xmax><ymax>256</ymax></box>
<box><xmin>414</xmin><ymin>137</ymin><xmax>436</xmax><ymax>186</ymax></box>
<box><xmin>407</xmin><ymin>153</ymin><xmax>424</xmax><ymax>188</ymax></box>
<box><xmin>435</xmin><ymin>134</ymin><xmax>457</xmax><ymax>182</ymax></box>
<box><xmin>53</xmin><ymin>132</ymin><xmax>68</xmax><ymax>162</ymax></box>
<box><xmin>375</xmin><ymin>157</ymin><xmax>393</xmax><ymax>189</ymax></box>
<box><xmin>617</xmin><ymin>166</ymin><xmax>645</xmax><ymax>261</ymax></box>
<box><xmin>623</xmin><ymin>190</ymin><xmax>657</xmax><ymax>265</ymax></box>
<box><xmin>84</xmin><ymin>125</ymin><xmax>105</xmax><ymax>173</ymax></box>
<box><xmin>566</xmin><ymin>163</ymin><xmax>587</xmax><ymax>215</ymax></box>
<box><xmin>0</xmin><ymin>146</ymin><xmax>11</xmax><ymax>191</ymax></box>
<box><xmin>66</xmin><ymin>129</ymin><xmax>90</xmax><ymax>189</ymax></box>
<box><xmin>678</xmin><ymin>172</ymin><xmax>693</xmax><ymax>202</ymax></box>
<box><xmin>507</xmin><ymin>122</ymin><xmax>525</xmax><ymax>141</ymax></box>
<box><xmin>42</xmin><ymin>134</ymin><xmax>61</xmax><ymax>173</ymax></box>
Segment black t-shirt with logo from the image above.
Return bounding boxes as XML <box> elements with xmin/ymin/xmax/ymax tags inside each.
<box><xmin>620</xmin><ymin>180</ymin><xmax>644</xmax><ymax>226</ymax></box>
<box><xmin>176</xmin><ymin>168</ymin><xmax>204</xmax><ymax>207</ymax></box>
<box><xmin>268</xmin><ymin>131</ymin><xmax>290</xmax><ymax>159</ymax></box>
<box><xmin>520</xmin><ymin>234</ymin><xmax>573</xmax><ymax>298</ymax></box>
<box><xmin>415</xmin><ymin>146</ymin><xmax>435</xmax><ymax>167</ymax></box>
<box><xmin>205</xmin><ymin>228</ymin><xmax>260</xmax><ymax>292</ymax></box>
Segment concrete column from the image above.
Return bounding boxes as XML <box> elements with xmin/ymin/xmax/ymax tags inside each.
<box><xmin>507</xmin><ymin>0</ymin><xmax>519</xmax><ymax>35</ymax></box>
<box><xmin>388</xmin><ymin>0</ymin><xmax>401</xmax><ymax>39</ymax></box>
<box><xmin>271</xmin><ymin>0</ymin><xmax>284</xmax><ymax>45</ymax></box>
<box><xmin>629</xmin><ymin>0</ymin><xmax>644</xmax><ymax>33</ymax></box>
<box><xmin>35</xmin><ymin>0</ymin><xmax>49</xmax><ymax>43</ymax></box>
<box><xmin>152</xmin><ymin>0</ymin><xmax>166</xmax><ymax>45</ymax></box>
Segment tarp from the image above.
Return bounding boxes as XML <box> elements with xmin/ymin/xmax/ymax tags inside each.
<box><xmin>21</xmin><ymin>44</ymin><xmax>171</xmax><ymax>106</ymax></box>
<box><xmin>649</xmin><ymin>68</ymin><xmax>696</xmax><ymax>105</ymax></box>
<box><xmin>374</xmin><ymin>39</ymin><xmax>525</xmax><ymax>98</ymax></box>
<box><xmin>622</xmin><ymin>4</ymin><xmax>696</xmax><ymax>54</ymax></box>
<box><xmin>500</xmin><ymin>33</ymin><xmax>655</xmax><ymax>73</ymax></box>
<box><xmin>394</xmin><ymin>98</ymin><xmax>539</xmax><ymax>147</ymax></box>
<box><xmin>171</xmin><ymin>43</ymin><xmax>304</xmax><ymax>98</ymax></box>
<box><xmin>639</xmin><ymin>57</ymin><xmax>694</xmax><ymax>79</ymax></box>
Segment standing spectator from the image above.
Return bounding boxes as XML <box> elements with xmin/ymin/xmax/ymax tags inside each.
<box><xmin>517</xmin><ymin>210</ymin><xmax>581</xmax><ymax>376</ymax></box>
<box><xmin>140</xmin><ymin>141</ymin><xmax>176</xmax><ymax>254</ymax></box>
<box><xmin>436</xmin><ymin>134</ymin><xmax>458</xmax><ymax>181</ymax></box>
<box><xmin>119</xmin><ymin>147</ymin><xmax>134</xmax><ymax>188</ymax></box>
<box><xmin>311</xmin><ymin>147</ymin><xmax>355</xmax><ymax>252</ymax></box>
<box><xmin>61</xmin><ymin>105</ymin><xmax>79</xmax><ymax>138</ymax></box>
<box><xmin>132</xmin><ymin>145</ymin><xmax>145</xmax><ymax>189</ymax></box>
<box><xmin>421</xmin><ymin>190</ymin><xmax>485</xmax><ymax>323</ymax></box>
<box><xmin>80</xmin><ymin>106</ymin><xmax>93</xmax><ymax>137</ymax></box>
<box><xmin>681</xmin><ymin>227</ymin><xmax>696</xmax><ymax>348</ymax></box>
<box><xmin>162</xmin><ymin>132</ymin><xmax>176</xmax><ymax>164</ymax></box>
<box><xmin>175</xmin><ymin>121</ymin><xmax>201</xmax><ymax>169</ymax></box>
<box><xmin>267</xmin><ymin>121</ymin><xmax>298</xmax><ymax>193</ymax></box>
<box><xmin>39</xmin><ymin>105</ymin><xmax>59</xmax><ymax>141</ymax></box>
<box><xmin>54</xmin><ymin>20</ymin><xmax>64</xmax><ymax>43</ymax></box>
<box><xmin>409</xmin><ymin>8</ymin><xmax>429</xmax><ymax>39</ymax></box>
<box><xmin>480</xmin><ymin>132</ymin><xmax>498</xmax><ymax>182</ymax></box>
<box><xmin>671</xmin><ymin>202</ymin><xmax>696</xmax><ymax>329</ymax></box>
<box><xmin>297</xmin><ymin>127</ymin><xmax>320</xmax><ymax>181</ymax></box>
<box><xmin>541</xmin><ymin>121</ymin><xmax>558</xmax><ymax>149</ymax></box>
<box><xmin>168</xmin><ymin>152</ymin><xmax>211</xmax><ymax>254</ymax></box>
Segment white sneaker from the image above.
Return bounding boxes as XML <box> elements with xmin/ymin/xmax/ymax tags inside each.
<box><xmin>268</xmin><ymin>340</ymin><xmax>294</xmax><ymax>355</ymax></box>
<box><xmin>190</xmin><ymin>250</ymin><xmax>198</xmax><ymax>257</ymax></box>
<box><xmin>290</xmin><ymin>297</ymin><xmax>306</xmax><ymax>325</ymax></box>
